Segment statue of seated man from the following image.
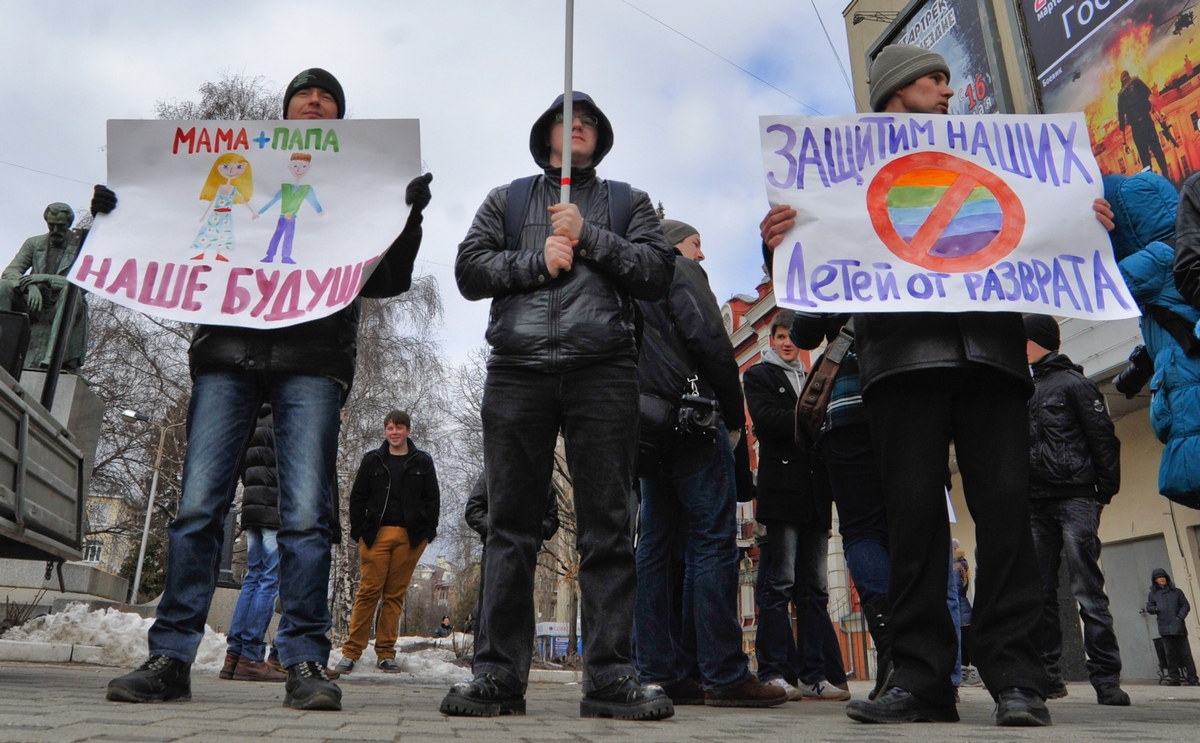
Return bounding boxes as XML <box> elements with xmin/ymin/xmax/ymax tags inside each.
<box><xmin>0</xmin><ymin>202</ymin><xmax>89</xmax><ymax>371</ymax></box>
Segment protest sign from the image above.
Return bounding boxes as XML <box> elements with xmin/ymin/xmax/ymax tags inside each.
<box><xmin>761</xmin><ymin>112</ymin><xmax>1139</xmax><ymax>320</ymax></box>
<box><xmin>74</xmin><ymin>119</ymin><xmax>421</xmax><ymax>328</ymax></box>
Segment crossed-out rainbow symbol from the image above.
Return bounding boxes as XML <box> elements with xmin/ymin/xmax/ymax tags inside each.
<box><xmin>866</xmin><ymin>152</ymin><xmax>1026</xmax><ymax>273</ymax></box>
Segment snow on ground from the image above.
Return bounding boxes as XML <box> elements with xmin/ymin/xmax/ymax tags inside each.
<box><xmin>1</xmin><ymin>603</ymin><xmax>470</xmax><ymax>684</ymax></box>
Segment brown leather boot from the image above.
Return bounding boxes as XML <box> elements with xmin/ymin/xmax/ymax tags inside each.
<box><xmin>232</xmin><ymin>656</ymin><xmax>287</xmax><ymax>682</ymax></box>
<box><xmin>219</xmin><ymin>653</ymin><xmax>239</xmax><ymax>680</ymax></box>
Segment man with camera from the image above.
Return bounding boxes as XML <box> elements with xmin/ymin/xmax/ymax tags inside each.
<box><xmin>1023</xmin><ymin>315</ymin><xmax>1127</xmax><ymax>707</ymax></box>
<box><xmin>633</xmin><ymin>219</ymin><xmax>786</xmax><ymax>708</ymax></box>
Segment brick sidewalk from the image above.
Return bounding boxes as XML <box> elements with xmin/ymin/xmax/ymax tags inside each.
<box><xmin>1</xmin><ymin>663</ymin><xmax>1199</xmax><ymax>742</ymax></box>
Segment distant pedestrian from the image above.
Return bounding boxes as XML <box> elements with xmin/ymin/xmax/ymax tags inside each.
<box><xmin>1146</xmin><ymin>568</ymin><xmax>1198</xmax><ymax>685</ymax></box>
<box><xmin>434</xmin><ymin>616</ymin><xmax>453</xmax><ymax>638</ymax></box>
<box><xmin>336</xmin><ymin>410</ymin><xmax>440</xmax><ymax>675</ymax></box>
<box><xmin>952</xmin><ymin>540</ymin><xmax>980</xmax><ymax>687</ymax></box>
<box><xmin>222</xmin><ymin>404</ymin><xmax>287</xmax><ymax>683</ymax></box>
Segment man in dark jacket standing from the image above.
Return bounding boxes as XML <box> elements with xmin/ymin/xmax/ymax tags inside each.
<box><xmin>1023</xmin><ymin>315</ymin><xmax>1128</xmax><ymax>706</ymax></box>
<box><xmin>107</xmin><ymin>68</ymin><xmax>433</xmax><ymax>711</ymax></box>
<box><xmin>1147</xmin><ymin>568</ymin><xmax>1197</xmax><ymax>685</ymax></box>
<box><xmin>443</xmin><ymin>92</ymin><xmax>675</xmax><ymax>720</ymax></box>
<box><xmin>336</xmin><ymin>410</ymin><xmax>439</xmax><ymax>674</ymax></box>
<box><xmin>632</xmin><ymin>220</ymin><xmax>784</xmax><ymax>709</ymax></box>
<box><xmin>761</xmin><ymin>46</ymin><xmax>1115</xmax><ymax>726</ymax></box>
<box><xmin>745</xmin><ymin>311</ymin><xmax>847</xmax><ymax>701</ymax></box>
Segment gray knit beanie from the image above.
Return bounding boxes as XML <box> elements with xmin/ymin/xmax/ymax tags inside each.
<box><xmin>661</xmin><ymin>219</ymin><xmax>699</xmax><ymax>248</ymax></box>
<box><xmin>868</xmin><ymin>44</ymin><xmax>951</xmax><ymax>112</ymax></box>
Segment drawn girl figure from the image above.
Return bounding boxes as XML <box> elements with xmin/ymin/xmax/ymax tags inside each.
<box><xmin>189</xmin><ymin>153</ymin><xmax>258</xmax><ymax>262</ymax></box>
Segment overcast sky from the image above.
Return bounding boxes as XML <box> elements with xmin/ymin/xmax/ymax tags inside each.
<box><xmin>1</xmin><ymin>0</ymin><xmax>856</xmax><ymax>362</ymax></box>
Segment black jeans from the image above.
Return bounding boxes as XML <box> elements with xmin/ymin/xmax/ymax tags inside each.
<box><xmin>474</xmin><ymin>359</ymin><xmax>639</xmax><ymax>693</ymax></box>
<box><xmin>866</xmin><ymin>367</ymin><xmax>1046</xmax><ymax>705</ymax></box>
<box><xmin>1029</xmin><ymin>496</ymin><xmax>1122</xmax><ymax>688</ymax></box>
<box><xmin>821</xmin><ymin>423</ymin><xmax>889</xmax><ymax>605</ymax></box>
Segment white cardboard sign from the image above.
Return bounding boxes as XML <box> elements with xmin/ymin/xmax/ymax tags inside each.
<box><xmin>75</xmin><ymin>119</ymin><xmax>421</xmax><ymax>328</ymax></box>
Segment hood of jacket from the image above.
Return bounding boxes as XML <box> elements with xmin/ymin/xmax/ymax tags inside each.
<box><xmin>1031</xmin><ymin>351</ymin><xmax>1083</xmax><ymax>379</ymax></box>
<box><xmin>761</xmin><ymin>347</ymin><xmax>805</xmax><ymax>394</ymax></box>
<box><xmin>530</xmin><ymin>91</ymin><xmax>614</xmax><ymax>171</ymax></box>
<box><xmin>1152</xmin><ymin>567</ymin><xmax>1174</xmax><ymax>589</ymax></box>
<box><xmin>1104</xmin><ymin>172</ymin><xmax>1178</xmax><ymax>261</ymax></box>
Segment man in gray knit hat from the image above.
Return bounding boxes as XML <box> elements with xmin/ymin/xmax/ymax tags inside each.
<box><xmin>758</xmin><ymin>45</ymin><xmax>1120</xmax><ymax>728</ymax></box>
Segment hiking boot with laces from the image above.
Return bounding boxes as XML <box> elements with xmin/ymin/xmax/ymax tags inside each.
<box><xmin>1095</xmin><ymin>682</ymin><xmax>1131</xmax><ymax>706</ymax></box>
<box><xmin>581</xmin><ymin>675</ymin><xmax>675</xmax><ymax>719</ymax></box>
<box><xmin>106</xmin><ymin>655</ymin><xmax>192</xmax><ymax>703</ymax></box>
<box><xmin>284</xmin><ymin>661</ymin><xmax>342</xmax><ymax>710</ymax></box>
<box><xmin>440</xmin><ymin>673</ymin><xmax>526</xmax><ymax>716</ymax></box>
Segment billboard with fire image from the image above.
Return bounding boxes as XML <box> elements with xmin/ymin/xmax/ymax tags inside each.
<box><xmin>1024</xmin><ymin>0</ymin><xmax>1200</xmax><ymax>183</ymax></box>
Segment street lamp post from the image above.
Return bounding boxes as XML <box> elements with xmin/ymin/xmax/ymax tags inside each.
<box><xmin>120</xmin><ymin>409</ymin><xmax>182</xmax><ymax>604</ymax></box>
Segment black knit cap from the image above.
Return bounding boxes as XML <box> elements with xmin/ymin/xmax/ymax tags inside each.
<box><xmin>283</xmin><ymin>68</ymin><xmax>345</xmax><ymax>119</ymax></box>
<box><xmin>1023</xmin><ymin>314</ymin><xmax>1061</xmax><ymax>352</ymax></box>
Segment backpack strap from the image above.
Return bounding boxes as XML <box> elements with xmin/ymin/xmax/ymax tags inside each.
<box><xmin>608</xmin><ymin>180</ymin><xmax>632</xmax><ymax>238</ymax></box>
<box><xmin>503</xmin><ymin>175</ymin><xmax>539</xmax><ymax>251</ymax></box>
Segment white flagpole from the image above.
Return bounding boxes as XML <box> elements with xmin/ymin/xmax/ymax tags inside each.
<box><xmin>561</xmin><ymin>0</ymin><xmax>574</xmax><ymax>205</ymax></box>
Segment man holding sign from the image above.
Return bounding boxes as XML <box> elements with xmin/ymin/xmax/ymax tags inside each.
<box><xmin>444</xmin><ymin>92</ymin><xmax>675</xmax><ymax>720</ymax></box>
<box><xmin>761</xmin><ymin>45</ymin><xmax>1118</xmax><ymax>727</ymax></box>
<box><xmin>106</xmin><ymin>68</ymin><xmax>434</xmax><ymax>712</ymax></box>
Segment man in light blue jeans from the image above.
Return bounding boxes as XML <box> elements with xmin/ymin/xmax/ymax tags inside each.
<box><xmin>226</xmin><ymin>528</ymin><xmax>282</xmax><ymax>677</ymax></box>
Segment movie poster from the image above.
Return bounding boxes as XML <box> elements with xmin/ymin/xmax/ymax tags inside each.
<box><xmin>874</xmin><ymin>0</ymin><xmax>1010</xmax><ymax>114</ymax></box>
<box><xmin>1026</xmin><ymin>0</ymin><xmax>1200</xmax><ymax>182</ymax></box>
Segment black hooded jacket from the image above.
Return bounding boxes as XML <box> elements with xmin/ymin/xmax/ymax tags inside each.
<box><xmin>1147</xmin><ymin>568</ymin><xmax>1191</xmax><ymax>636</ymax></box>
<box><xmin>348</xmin><ymin>439</ymin><xmax>439</xmax><ymax>549</ymax></box>
<box><xmin>1028</xmin><ymin>352</ymin><xmax>1121</xmax><ymax>502</ymax></box>
<box><xmin>455</xmin><ymin>92</ymin><xmax>674</xmax><ymax>372</ymax></box>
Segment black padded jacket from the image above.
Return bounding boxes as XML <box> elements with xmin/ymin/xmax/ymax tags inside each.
<box><xmin>239</xmin><ymin>404</ymin><xmax>279</xmax><ymax>530</ymax></box>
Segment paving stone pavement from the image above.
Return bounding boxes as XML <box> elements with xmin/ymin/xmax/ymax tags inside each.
<box><xmin>2</xmin><ymin>663</ymin><xmax>1200</xmax><ymax>742</ymax></box>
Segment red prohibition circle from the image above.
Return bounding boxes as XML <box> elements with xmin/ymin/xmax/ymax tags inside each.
<box><xmin>866</xmin><ymin>152</ymin><xmax>1025</xmax><ymax>273</ymax></box>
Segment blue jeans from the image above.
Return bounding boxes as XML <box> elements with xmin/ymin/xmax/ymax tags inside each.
<box><xmin>1029</xmin><ymin>496</ymin><xmax>1122</xmax><ymax>688</ymax></box>
<box><xmin>635</xmin><ymin>428</ymin><xmax>749</xmax><ymax>690</ymax></box>
<box><xmin>947</xmin><ymin>543</ymin><xmax>962</xmax><ymax>686</ymax></box>
<box><xmin>756</xmin><ymin>522</ymin><xmax>847</xmax><ymax>686</ymax></box>
<box><xmin>148</xmin><ymin>372</ymin><xmax>341</xmax><ymax>668</ymax></box>
<box><xmin>227</xmin><ymin>527</ymin><xmax>280</xmax><ymax>662</ymax></box>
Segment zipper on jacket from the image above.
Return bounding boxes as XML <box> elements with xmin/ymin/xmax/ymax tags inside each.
<box><xmin>375</xmin><ymin>450</ymin><xmax>391</xmax><ymax>531</ymax></box>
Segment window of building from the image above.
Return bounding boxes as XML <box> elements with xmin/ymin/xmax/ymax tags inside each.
<box><xmin>82</xmin><ymin>540</ymin><xmax>102</xmax><ymax>563</ymax></box>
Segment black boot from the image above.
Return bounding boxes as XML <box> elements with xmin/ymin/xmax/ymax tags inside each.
<box><xmin>440</xmin><ymin>674</ymin><xmax>525</xmax><ymax>717</ymax></box>
<box><xmin>106</xmin><ymin>655</ymin><xmax>192</xmax><ymax>703</ymax></box>
<box><xmin>846</xmin><ymin>686</ymin><xmax>959</xmax><ymax>724</ymax></box>
<box><xmin>581</xmin><ymin>676</ymin><xmax>674</xmax><ymax>720</ymax></box>
<box><xmin>283</xmin><ymin>662</ymin><xmax>342</xmax><ymax>710</ymax></box>
<box><xmin>864</xmin><ymin>596</ymin><xmax>894</xmax><ymax>701</ymax></box>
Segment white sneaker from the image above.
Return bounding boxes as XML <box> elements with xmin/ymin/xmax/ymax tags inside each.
<box><xmin>799</xmin><ymin>679</ymin><xmax>851</xmax><ymax>701</ymax></box>
<box><xmin>765</xmin><ymin>677</ymin><xmax>805</xmax><ymax>701</ymax></box>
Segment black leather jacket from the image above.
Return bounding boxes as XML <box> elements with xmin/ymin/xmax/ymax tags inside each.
<box><xmin>189</xmin><ymin>211</ymin><xmax>424</xmax><ymax>388</ymax></box>
<box><xmin>455</xmin><ymin>97</ymin><xmax>673</xmax><ymax>372</ymax></box>
<box><xmin>1028</xmin><ymin>353</ymin><xmax>1121</xmax><ymax>502</ymax></box>
<box><xmin>759</xmin><ymin>242</ymin><xmax>1031</xmax><ymax>395</ymax></box>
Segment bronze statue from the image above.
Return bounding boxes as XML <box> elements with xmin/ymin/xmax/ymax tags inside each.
<box><xmin>0</xmin><ymin>203</ymin><xmax>89</xmax><ymax>370</ymax></box>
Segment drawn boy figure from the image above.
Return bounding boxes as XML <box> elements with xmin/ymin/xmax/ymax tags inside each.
<box><xmin>259</xmin><ymin>153</ymin><xmax>324</xmax><ymax>264</ymax></box>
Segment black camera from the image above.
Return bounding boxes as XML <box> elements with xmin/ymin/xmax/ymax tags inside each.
<box><xmin>1113</xmin><ymin>344</ymin><xmax>1153</xmax><ymax>399</ymax></box>
<box><xmin>677</xmin><ymin>394</ymin><xmax>721</xmax><ymax>439</ymax></box>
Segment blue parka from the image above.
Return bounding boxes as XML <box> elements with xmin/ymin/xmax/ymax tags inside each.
<box><xmin>1106</xmin><ymin>172</ymin><xmax>1200</xmax><ymax>508</ymax></box>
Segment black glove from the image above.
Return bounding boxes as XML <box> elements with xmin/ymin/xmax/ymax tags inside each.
<box><xmin>405</xmin><ymin>172</ymin><xmax>433</xmax><ymax>213</ymax></box>
<box><xmin>91</xmin><ymin>185</ymin><xmax>118</xmax><ymax>215</ymax></box>
<box><xmin>1113</xmin><ymin>344</ymin><xmax>1153</xmax><ymax>398</ymax></box>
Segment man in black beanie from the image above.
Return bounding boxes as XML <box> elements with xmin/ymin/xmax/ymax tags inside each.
<box><xmin>106</xmin><ymin>68</ymin><xmax>433</xmax><ymax>711</ymax></box>
<box><xmin>757</xmin><ymin>45</ymin><xmax>1124</xmax><ymax>727</ymax></box>
<box><xmin>1023</xmin><ymin>315</ymin><xmax>1128</xmax><ymax>707</ymax></box>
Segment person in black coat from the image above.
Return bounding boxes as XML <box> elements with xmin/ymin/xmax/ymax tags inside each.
<box><xmin>337</xmin><ymin>410</ymin><xmax>440</xmax><ymax>674</ymax></box>
<box><xmin>1023</xmin><ymin>316</ymin><xmax>1128</xmax><ymax>705</ymax></box>
<box><xmin>744</xmin><ymin>311</ymin><xmax>847</xmax><ymax>701</ymax></box>
<box><xmin>1147</xmin><ymin>568</ymin><xmax>1198</xmax><ymax>685</ymax></box>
